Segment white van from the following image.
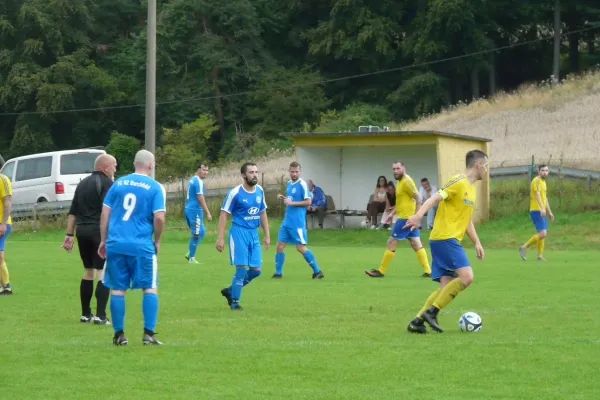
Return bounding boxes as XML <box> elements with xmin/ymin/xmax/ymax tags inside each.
<box><xmin>0</xmin><ymin>148</ymin><xmax>106</xmax><ymax>205</ymax></box>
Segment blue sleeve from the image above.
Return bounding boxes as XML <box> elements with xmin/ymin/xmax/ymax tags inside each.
<box><xmin>197</xmin><ymin>179</ymin><xmax>204</xmax><ymax>196</ymax></box>
<box><xmin>260</xmin><ymin>188</ymin><xmax>267</xmax><ymax>212</ymax></box>
<box><xmin>301</xmin><ymin>181</ymin><xmax>311</xmax><ymax>200</ymax></box>
<box><xmin>103</xmin><ymin>184</ymin><xmax>116</xmax><ymax>208</ymax></box>
<box><xmin>221</xmin><ymin>189</ymin><xmax>237</xmax><ymax>214</ymax></box>
<box><xmin>152</xmin><ymin>184</ymin><xmax>167</xmax><ymax>213</ymax></box>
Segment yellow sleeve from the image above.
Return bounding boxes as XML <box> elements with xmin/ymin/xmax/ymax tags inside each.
<box><xmin>532</xmin><ymin>178</ymin><xmax>541</xmax><ymax>192</ymax></box>
<box><xmin>405</xmin><ymin>177</ymin><xmax>418</xmax><ymax>196</ymax></box>
<box><xmin>0</xmin><ymin>175</ymin><xmax>10</xmax><ymax>198</ymax></box>
<box><xmin>438</xmin><ymin>175</ymin><xmax>464</xmax><ymax>200</ymax></box>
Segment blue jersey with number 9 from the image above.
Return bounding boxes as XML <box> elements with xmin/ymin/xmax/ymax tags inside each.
<box><xmin>103</xmin><ymin>173</ymin><xmax>167</xmax><ymax>256</ymax></box>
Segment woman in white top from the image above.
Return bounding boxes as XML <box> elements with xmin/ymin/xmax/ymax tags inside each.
<box><xmin>368</xmin><ymin>176</ymin><xmax>388</xmax><ymax>228</ymax></box>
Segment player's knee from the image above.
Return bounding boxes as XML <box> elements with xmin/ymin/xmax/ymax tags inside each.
<box><xmin>143</xmin><ymin>288</ymin><xmax>157</xmax><ymax>294</ymax></box>
<box><xmin>539</xmin><ymin>230</ymin><xmax>547</xmax><ymax>239</ymax></box>
<box><xmin>457</xmin><ymin>269</ymin><xmax>474</xmax><ymax>287</ymax></box>
<box><xmin>409</xmin><ymin>240</ymin><xmax>422</xmax><ymax>251</ymax></box>
<box><xmin>112</xmin><ymin>290</ymin><xmax>126</xmax><ymax>296</ymax></box>
<box><xmin>386</xmin><ymin>239</ymin><xmax>397</xmax><ymax>251</ymax></box>
<box><xmin>276</xmin><ymin>243</ymin><xmax>286</xmax><ymax>252</ymax></box>
<box><xmin>83</xmin><ymin>268</ymin><xmax>95</xmax><ymax>280</ymax></box>
<box><xmin>296</xmin><ymin>245</ymin><xmax>307</xmax><ymax>254</ymax></box>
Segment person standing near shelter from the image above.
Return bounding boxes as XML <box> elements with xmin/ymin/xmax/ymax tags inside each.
<box><xmin>419</xmin><ymin>178</ymin><xmax>438</xmax><ymax>229</ymax></box>
<box><xmin>62</xmin><ymin>154</ymin><xmax>117</xmax><ymax>324</ymax></box>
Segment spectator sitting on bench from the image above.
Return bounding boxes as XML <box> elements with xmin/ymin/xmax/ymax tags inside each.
<box><xmin>367</xmin><ymin>175</ymin><xmax>388</xmax><ymax>229</ymax></box>
<box><xmin>419</xmin><ymin>177</ymin><xmax>437</xmax><ymax>229</ymax></box>
<box><xmin>307</xmin><ymin>180</ymin><xmax>327</xmax><ymax>229</ymax></box>
<box><xmin>378</xmin><ymin>181</ymin><xmax>397</xmax><ymax>230</ymax></box>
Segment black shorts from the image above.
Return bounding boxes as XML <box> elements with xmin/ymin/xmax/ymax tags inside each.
<box><xmin>76</xmin><ymin>234</ymin><xmax>104</xmax><ymax>270</ymax></box>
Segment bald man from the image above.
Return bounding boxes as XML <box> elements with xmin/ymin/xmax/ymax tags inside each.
<box><xmin>62</xmin><ymin>153</ymin><xmax>117</xmax><ymax>325</ymax></box>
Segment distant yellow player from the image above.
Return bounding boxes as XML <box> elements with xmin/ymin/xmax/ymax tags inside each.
<box><xmin>365</xmin><ymin>161</ymin><xmax>431</xmax><ymax>278</ymax></box>
<box><xmin>0</xmin><ymin>173</ymin><xmax>13</xmax><ymax>295</ymax></box>
<box><xmin>519</xmin><ymin>165</ymin><xmax>554</xmax><ymax>261</ymax></box>
<box><xmin>405</xmin><ymin>150</ymin><xmax>488</xmax><ymax>334</ymax></box>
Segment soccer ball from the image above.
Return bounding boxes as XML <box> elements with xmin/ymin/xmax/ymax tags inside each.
<box><xmin>458</xmin><ymin>312</ymin><xmax>482</xmax><ymax>332</ymax></box>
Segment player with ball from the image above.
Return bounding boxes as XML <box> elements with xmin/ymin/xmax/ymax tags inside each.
<box><xmin>403</xmin><ymin>150</ymin><xmax>488</xmax><ymax>334</ymax></box>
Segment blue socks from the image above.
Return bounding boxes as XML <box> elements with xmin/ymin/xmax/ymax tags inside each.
<box><xmin>143</xmin><ymin>293</ymin><xmax>159</xmax><ymax>333</ymax></box>
<box><xmin>110</xmin><ymin>294</ymin><xmax>125</xmax><ymax>334</ymax></box>
<box><xmin>303</xmin><ymin>250</ymin><xmax>321</xmax><ymax>273</ymax></box>
<box><xmin>244</xmin><ymin>269</ymin><xmax>262</xmax><ymax>286</ymax></box>
<box><xmin>230</xmin><ymin>268</ymin><xmax>247</xmax><ymax>302</ymax></box>
<box><xmin>275</xmin><ymin>253</ymin><xmax>285</xmax><ymax>275</ymax></box>
<box><xmin>188</xmin><ymin>224</ymin><xmax>206</xmax><ymax>259</ymax></box>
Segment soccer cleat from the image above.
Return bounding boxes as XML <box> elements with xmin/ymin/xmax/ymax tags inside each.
<box><xmin>312</xmin><ymin>271</ymin><xmax>324</xmax><ymax>279</ymax></box>
<box><xmin>188</xmin><ymin>258</ymin><xmax>200</xmax><ymax>264</ymax></box>
<box><xmin>0</xmin><ymin>285</ymin><xmax>13</xmax><ymax>295</ymax></box>
<box><xmin>143</xmin><ymin>333</ymin><xmax>163</xmax><ymax>345</ymax></box>
<box><xmin>272</xmin><ymin>274</ymin><xmax>283</xmax><ymax>279</ymax></box>
<box><xmin>365</xmin><ymin>269</ymin><xmax>384</xmax><ymax>278</ymax></box>
<box><xmin>230</xmin><ymin>302</ymin><xmax>243</xmax><ymax>311</ymax></box>
<box><xmin>93</xmin><ymin>317</ymin><xmax>111</xmax><ymax>326</ymax></box>
<box><xmin>519</xmin><ymin>247</ymin><xmax>527</xmax><ymax>261</ymax></box>
<box><xmin>537</xmin><ymin>257</ymin><xmax>546</xmax><ymax>262</ymax></box>
<box><xmin>80</xmin><ymin>314</ymin><xmax>94</xmax><ymax>323</ymax></box>
<box><xmin>113</xmin><ymin>332</ymin><xmax>128</xmax><ymax>346</ymax></box>
<box><xmin>421</xmin><ymin>273</ymin><xmax>431</xmax><ymax>278</ymax></box>
<box><xmin>220</xmin><ymin>287</ymin><xmax>233</xmax><ymax>306</ymax></box>
<box><xmin>421</xmin><ymin>309</ymin><xmax>444</xmax><ymax>333</ymax></box>
<box><xmin>407</xmin><ymin>318</ymin><xmax>427</xmax><ymax>334</ymax></box>
<box><xmin>185</xmin><ymin>252</ymin><xmax>190</xmax><ymax>261</ymax></box>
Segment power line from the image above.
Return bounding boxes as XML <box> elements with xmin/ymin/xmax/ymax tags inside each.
<box><xmin>1</xmin><ymin>25</ymin><xmax>599</xmax><ymax>117</ymax></box>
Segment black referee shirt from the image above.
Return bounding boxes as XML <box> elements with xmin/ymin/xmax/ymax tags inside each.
<box><xmin>68</xmin><ymin>171</ymin><xmax>114</xmax><ymax>237</ymax></box>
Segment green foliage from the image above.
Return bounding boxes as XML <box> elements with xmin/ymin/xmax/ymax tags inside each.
<box><xmin>313</xmin><ymin>103</ymin><xmax>390</xmax><ymax>133</ymax></box>
<box><xmin>105</xmin><ymin>131</ymin><xmax>141</xmax><ymax>177</ymax></box>
<box><xmin>156</xmin><ymin>114</ymin><xmax>217</xmax><ymax>181</ymax></box>
<box><xmin>387</xmin><ymin>71</ymin><xmax>449</xmax><ymax>120</ymax></box>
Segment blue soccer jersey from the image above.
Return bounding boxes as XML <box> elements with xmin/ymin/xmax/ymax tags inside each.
<box><xmin>282</xmin><ymin>178</ymin><xmax>311</xmax><ymax>229</ymax></box>
<box><xmin>185</xmin><ymin>176</ymin><xmax>205</xmax><ymax>212</ymax></box>
<box><xmin>221</xmin><ymin>184</ymin><xmax>267</xmax><ymax>229</ymax></box>
<box><xmin>103</xmin><ymin>173</ymin><xmax>166</xmax><ymax>256</ymax></box>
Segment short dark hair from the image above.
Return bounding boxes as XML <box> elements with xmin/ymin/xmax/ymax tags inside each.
<box><xmin>465</xmin><ymin>150</ymin><xmax>488</xmax><ymax>168</ymax></box>
<box><xmin>289</xmin><ymin>161</ymin><xmax>301</xmax><ymax>169</ymax></box>
<box><xmin>393</xmin><ymin>161</ymin><xmax>405</xmax><ymax>166</ymax></box>
<box><xmin>421</xmin><ymin>178</ymin><xmax>429</xmax><ymax>183</ymax></box>
<box><xmin>240</xmin><ymin>162</ymin><xmax>257</xmax><ymax>174</ymax></box>
<box><xmin>198</xmin><ymin>161</ymin><xmax>208</xmax><ymax>169</ymax></box>
<box><xmin>538</xmin><ymin>164</ymin><xmax>548</xmax><ymax>171</ymax></box>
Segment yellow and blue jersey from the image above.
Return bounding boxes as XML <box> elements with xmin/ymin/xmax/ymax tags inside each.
<box><xmin>0</xmin><ymin>174</ymin><xmax>12</xmax><ymax>226</ymax></box>
<box><xmin>429</xmin><ymin>174</ymin><xmax>476</xmax><ymax>243</ymax></box>
<box><xmin>103</xmin><ymin>173</ymin><xmax>166</xmax><ymax>256</ymax></box>
<box><xmin>282</xmin><ymin>178</ymin><xmax>311</xmax><ymax>229</ymax></box>
<box><xmin>529</xmin><ymin>176</ymin><xmax>547</xmax><ymax>212</ymax></box>
<box><xmin>185</xmin><ymin>176</ymin><xmax>205</xmax><ymax>212</ymax></box>
<box><xmin>221</xmin><ymin>184</ymin><xmax>267</xmax><ymax>229</ymax></box>
<box><xmin>395</xmin><ymin>174</ymin><xmax>419</xmax><ymax>219</ymax></box>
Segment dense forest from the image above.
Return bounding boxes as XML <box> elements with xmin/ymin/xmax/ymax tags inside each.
<box><xmin>1</xmin><ymin>0</ymin><xmax>599</xmax><ymax>177</ymax></box>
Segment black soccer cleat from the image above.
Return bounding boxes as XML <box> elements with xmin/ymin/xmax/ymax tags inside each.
<box><xmin>421</xmin><ymin>273</ymin><xmax>431</xmax><ymax>278</ymax></box>
<box><xmin>143</xmin><ymin>332</ymin><xmax>163</xmax><ymax>345</ymax></box>
<box><xmin>312</xmin><ymin>271</ymin><xmax>324</xmax><ymax>279</ymax></box>
<box><xmin>230</xmin><ymin>301</ymin><xmax>243</xmax><ymax>311</ymax></box>
<box><xmin>272</xmin><ymin>274</ymin><xmax>283</xmax><ymax>279</ymax></box>
<box><xmin>80</xmin><ymin>314</ymin><xmax>94</xmax><ymax>323</ymax></box>
<box><xmin>221</xmin><ymin>287</ymin><xmax>233</xmax><ymax>306</ymax></box>
<box><xmin>113</xmin><ymin>332</ymin><xmax>128</xmax><ymax>346</ymax></box>
<box><xmin>365</xmin><ymin>269</ymin><xmax>384</xmax><ymax>278</ymax></box>
<box><xmin>93</xmin><ymin>317</ymin><xmax>111</xmax><ymax>326</ymax></box>
<box><xmin>421</xmin><ymin>309</ymin><xmax>444</xmax><ymax>333</ymax></box>
<box><xmin>407</xmin><ymin>318</ymin><xmax>428</xmax><ymax>334</ymax></box>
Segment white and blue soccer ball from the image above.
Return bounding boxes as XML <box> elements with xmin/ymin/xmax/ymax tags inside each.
<box><xmin>458</xmin><ymin>312</ymin><xmax>482</xmax><ymax>332</ymax></box>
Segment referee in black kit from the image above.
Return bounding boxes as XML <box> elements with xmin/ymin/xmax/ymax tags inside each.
<box><xmin>62</xmin><ymin>153</ymin><xmax>117</xmax><ymax>325</ymax></box>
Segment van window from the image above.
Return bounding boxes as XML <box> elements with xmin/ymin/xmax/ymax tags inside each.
<box><xmin>0</xmin><ymin>161</ymin><xmax>15</xmax><ymax>180</ymax></box>
<box><xmin>60</xmin><ymin>153</ymin><xmax>102</xmax><ymax>175</ymax></box>
<box><xmin>15</xmin><ymin>157</ymin><xmax>52</xmax><ymax>181</ymax></box>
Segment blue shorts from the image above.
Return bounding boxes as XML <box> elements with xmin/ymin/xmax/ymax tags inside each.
<box><xmin>185</xmin><ymin>208</ymin><xmax>205</xmax><ymax>236</ymax></box>
<box><xmin>103</xmin><ymin>253</ymin><xmax>158</xmax><ymax>291</ymax></box>
<box><xmin>391</xmin><ymin>219</ymin><xmax>420</xmax><ymax>240</ymax></box>
<box><xmin>430</xmin><ymin>239</ymin><xmax>471</xmax><ymax>282</ymax></box>
<box><xmin>277</xmin><ymin>225</ymin><xmax>308</xmax><ymax>246</ymax></box>
<box><xmin>0</xmin><ymin>224</ymin><xmax>11</xmax><ymax>251</ymax></box>
<box><xmin>229</xmin><ymin>225</ymin><xmax>262</xmax><ymax>268</ymax></box>
<box><xmin>530</xmin><ymin>211</ymin><xmax>548</xmax><ymax>232</ymax></box>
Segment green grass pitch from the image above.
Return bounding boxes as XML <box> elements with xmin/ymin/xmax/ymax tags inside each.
<box><xmin>2</xmin><ymin>217</ymin><xmax>600</xmax><ymax>399</ymax></box>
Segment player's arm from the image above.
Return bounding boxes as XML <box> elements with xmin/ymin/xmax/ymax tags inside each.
<box><xmin>534</xmin><ymin>181</ymin><xmax>545</xmax><ymax>211</ymax></box>
<box><xmin>260</xmin><ymin>190</ymin><xmax>270</xmax><ymax>248</ymax></box>
<box><xmin>196</xmin><ymin>179</ymin><xmax>212</xmax><ymax>219</ymax></box>
<box><xmin>413</xmin><ymin>193</ymin><xmax>442</xmax><ymax>219</ymax></box>
<box><xmin>407</xmin><ymin>179</ymin><xmax>422</xmax><ymax>214</ymax></box>
<box><xmin>286</xmin><ymin>181</ymin><xmax>312</xmax><ymax>207</ymax></box>
<box><xmin>466</xmin><ymin>219</ymin><xmax>485</xmax><ymax>260</ymax></box>
<box><xmin>152</xmin><ymin>185</ymin><xmax>167</xmax><ymax>252</ymax></box>
<box><xmin>0</xmin><ymin>176</ymin><xmax>12</xmax><ymax>225</ymax></box>
<box><xmin>216</xmin><ymin>190</ymin><xmax>236</xmax><ymax>251</ymax></box>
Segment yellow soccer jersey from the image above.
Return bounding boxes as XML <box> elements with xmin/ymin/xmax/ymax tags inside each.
<box><xmin>395</xmin><ymin>174</ymin><xmax>419</xmax><ymax>219</ymax></box>
<box><xmin>430</xmin><ymin>174</ymin><xmax>476</xmax><ymax>242</ymax></box>
<box><xmin>0</xmin><ymin>174</ymin><xmax>12</xmax><ymax>225</ymax></box>
<box><xmin>529</xmin><ymin>176</ymin><xmax>547</xmax><ymax>212</ymax></box>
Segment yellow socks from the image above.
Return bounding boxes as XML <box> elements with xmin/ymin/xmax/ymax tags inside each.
<box><xmin>432</xmin><ymin>278</ymin><xmax>466</xmax><ymax>310</ymax></box>
<box><xmin>537</xmin><ymin>239</ymin><xmax>545</xmax><ymax>258</ymax></box>
<box><xmin>417</xmin><ymin>289</ymin><xmax>441</xmax><ymax>318</ymax></box>
<box><xmin>524</xmin><ymin>234</ymin><xmax>540</xmax><ymax>248</ymax></box>
<box><xmin>378</xmin><ymin>250</ymin><xmax>395</xmax><ymax>274</ymax></box>
<box><xmin>415</xmin><ymin>248</ymin><xmax>431</xmax><ymax>274</ymax></box>
<box><xmin>0</xmin><ymin>262</ymin><xmax>9</xmax><ymax>286</ymax></box>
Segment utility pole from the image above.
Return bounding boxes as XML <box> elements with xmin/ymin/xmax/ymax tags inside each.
<box><xmin>552</xmin><ymin>0</ymin><xmax>561</xmax><ymax>85</ymax></box>
<box><xmin>145</xmin><ymin>0</ymin><xmax>157</xmax><ymax>178</ymax></box>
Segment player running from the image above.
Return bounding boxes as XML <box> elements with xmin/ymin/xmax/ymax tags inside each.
<box><xmin>217</xmin><ymin>163</ymin><xmax>270</xmax><ymax>310</ymax></box>
<box><xmin>519</xmin><ymin>165</ymin><xmax>554</xmax><ymax>261</ymax></box>
<box><xmin>184</xmin><ymin>162</ymin><xmax>212</xmax><ymax>264</ymax></box>
<box><xmin>405</xmin><ymin>150</ymin><xmax>488</xmax><ymax>334</ymax></box>
<box><xmin>99</xmin><ymin>150</ymin><xmax>167</xmax><ymax>345</ymax></box>
<box><xmin>272</xmin><ymin>161</ymin><xmax>324</xmax><ymax>280</ymax></box>
<box><xmin>365</xmin><ymin>161</ymin><xmax>431</xmax><ymax>278</ymax></box>
<box><xmin>0</xmin><ymin>173</ymin><xmax>13</xmax><ymax>295</ymax></box>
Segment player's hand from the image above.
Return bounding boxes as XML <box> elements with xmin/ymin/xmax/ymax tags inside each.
<box><xmin>216</xmin><ymin>237</ymin><xmax>225</xmax><ymax>252</ymax></box>
<box><xmin>0</xmin><ymin>223</ymin><xmax>6</xmax><ymax>237</ymax></box>
<box><xmin>283</xmin><ymin>198</ymin><xmax>292</xmax><ymax>205</ymax></box>
<box><xmin>206</xmin><ymin>213</ymin><xmax>213</xmax><ymax>221</ymax></box>
<box><xmin>277</xmin><ymin>194</ymin><xmax>284</xmax><ymax>200</ymax></box>
<box><xmin>540</xmin><ymin>209</ymin><xmax>546</xmax><ymax>218</ymax></box>
<box><xmin>263</xmin><ymin>236</ymin><xmax>271</xmax><ymax>250</ymax></box>
<box><xmin>475</xmin><ymin>243</ymin><xmax>485</xmax><ymax>260</ymax></box>
<box><xmin>61</xmin><ymin>236</ymin><xmax>74</xmax><ymax>252</ymax></box>
<box><xmin>403</xmin><ymin>215</ymin><xmax>422</xmax><ymax>231</ymax></box>
<box><xmin>549</xmin><ymin>212</ymin><xmax>555</xmax><ymax>222</ymax></box>
<box><xmin>98</xmin><ymin>241</ymin><xmax>107</xmax><ymax>259</ymax></box>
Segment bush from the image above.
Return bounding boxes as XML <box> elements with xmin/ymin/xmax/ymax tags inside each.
<box><xmin>105</xmin><ymin>132</ymin><xmax>141</xmax><ymax>177</ymax></box>
<box><xmin>313</xmin><ymin>103</ymin><xmax>390</xmax><ymax>133</ymax></box>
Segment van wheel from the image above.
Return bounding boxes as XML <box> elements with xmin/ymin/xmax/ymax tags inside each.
<box><xmin>37</xmin><ymin>198</ymin><xmax>47</xmax><ymax>203</ymax></box>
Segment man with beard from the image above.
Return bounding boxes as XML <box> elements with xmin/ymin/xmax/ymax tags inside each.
<box><xmin>217</xmin><ymin>162</ymin><xmax>271</xmax><ymax>310</ymax></box>
<box><xmin>365</xmin><ymin>161</ymin><xmax>431</xmax><ymax>278</ymax></box>
<box><xmin>272</xmin><ymin>161</ymin><xmax>324</xmax><ymax>280</ymax></box>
